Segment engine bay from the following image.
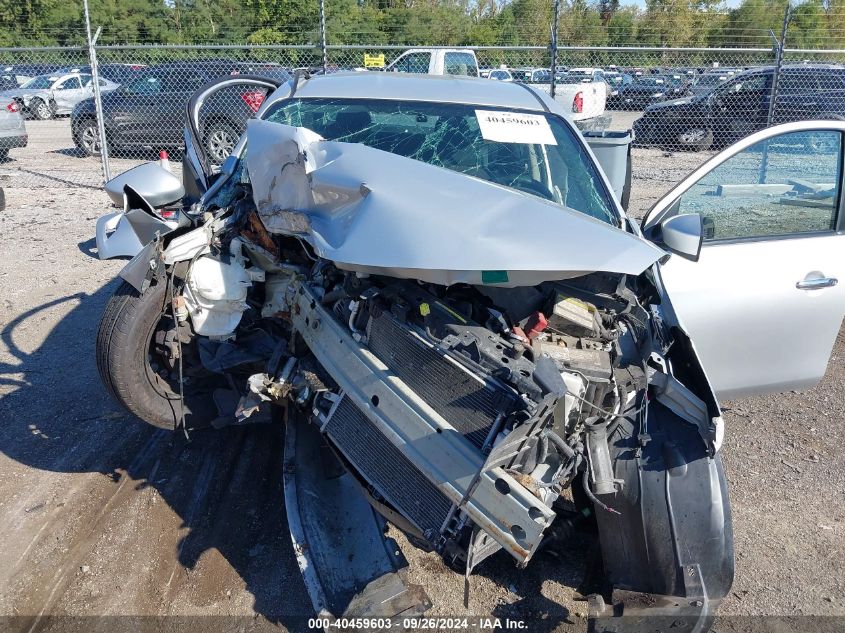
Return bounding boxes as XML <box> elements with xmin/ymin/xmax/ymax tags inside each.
<box><xmin>162</xmin><ymin>205</ymin><xmax>669</xmax><ymax>569</ymax></box>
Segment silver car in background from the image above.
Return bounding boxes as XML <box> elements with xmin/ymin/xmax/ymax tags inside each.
<box><xmin>0</xmin><ymin>97</ymin><xmax>27</xmax><ymax>160</ymax></box>
<box><xmin>0</xmin><ymin>72</ymin><xmax>118</xmax><ymax>120</ymax></box>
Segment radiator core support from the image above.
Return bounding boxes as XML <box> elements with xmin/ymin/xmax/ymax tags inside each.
<box><xmin>291</xmin><ymin>282</ymin><xmax>556</xmax><ymax>563</ymax></box>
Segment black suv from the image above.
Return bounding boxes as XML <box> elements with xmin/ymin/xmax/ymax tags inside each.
<box><xmin>633</xmin><ymin>64</ymin><xmax>845</xmax><ymax>150</ymax></box>
<box><xmin>71</xmin><ymin>60</ymin><xmax>290</xmax><ymax>161</ymax></box>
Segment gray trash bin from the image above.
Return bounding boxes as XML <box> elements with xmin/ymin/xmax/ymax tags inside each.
<box><xmin>583</xmin><ymin>130</ymin><xmax>633</xmax><ymax>210</ymax></box>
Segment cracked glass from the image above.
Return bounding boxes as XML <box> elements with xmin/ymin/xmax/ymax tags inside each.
<box><xmin>263</xmin><ymin>97</ymin><xmax>617</xmax><ymax>225</ymax></box>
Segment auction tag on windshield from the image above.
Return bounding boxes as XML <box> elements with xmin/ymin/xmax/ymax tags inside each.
<box><xmin>475</xmin><ymin>110</ymin><xmax>557</xmax><ymax>145</ymax></box>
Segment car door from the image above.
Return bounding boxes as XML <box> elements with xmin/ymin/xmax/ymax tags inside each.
<box><xmin>52</xmin><ymin>75</ymin><xmax>85</xmax><ymax>111</ymax></box>
<box><xmin>642</xmin><ymin>122</ymin><xmax>845</xmax><ymax>400</ymax></box>
<box><xmin>183</xmin><ymin>75</ymin><xmax>282</xmax><ymax>202</ymax></box>
<box><xmin>708</xmin><ymin>72</ymin><xmax>771</xmax><ymax>145</ymax></box>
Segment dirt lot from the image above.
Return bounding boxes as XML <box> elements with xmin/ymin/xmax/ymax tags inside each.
<box><xmin>0</xmin><ymin>118</ymin><xmax>843</xmax><ymax>632</ymax></box>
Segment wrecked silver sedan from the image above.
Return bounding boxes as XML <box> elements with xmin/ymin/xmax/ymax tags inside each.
<box><xmin>95</xmin><ymin>72</ymin><xmax>845</xmax><ymax>629</ymax></box>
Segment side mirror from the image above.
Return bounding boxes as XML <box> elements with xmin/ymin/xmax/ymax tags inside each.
<box><xmin>657</xmin><ymin>213</ymin><xmax>703</xmax><ymax>262</ymax></box>
<box><xmin>104</xmin><ymin>161</ymin><xmax>185</xmax><ymax>208</ymax></box>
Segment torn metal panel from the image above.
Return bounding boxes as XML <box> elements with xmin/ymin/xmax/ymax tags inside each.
<box><xmin>245</xmin><ymin>119</ymin><xmax>664</xmax><ymax>288</ymax></box>
<box><xmin>283</xmin><ymin>414</ymin><xmax>431</xmax><ymax>618</ymax></box>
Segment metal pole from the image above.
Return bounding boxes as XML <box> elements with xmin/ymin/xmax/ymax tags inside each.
<box><xmin>550</xmin><ymin>0</ymin><xmax>560</xmax><ymax>99</ymax></box>
<box><xmin>319</xmin><ymin>0</ymin><xmax>328</xmax><ymax>72</ymax></box>
<box><xmin>760</xmin><ymin>4</ymin><xmax>790</xmax><ymax>184</ymax></box>
<box><xmin>83</xmin><ymin>0</ymin><xmax>111</xmax><ymax>182</ymax></box>
<box><xmin>766</xmin><ymin>4</ymin><xmax>790</xmax><ymax>129</ymax></box>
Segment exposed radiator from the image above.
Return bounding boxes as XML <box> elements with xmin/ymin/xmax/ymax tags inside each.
<box><xmin>323</xmin><ymin>395</ymin><xmax>454</xmax><ymax>538</ymax></box>
<box><xmin>366</xmin><ymin>311</ymin><xmax>515</xmax><ymax>450</ymax></box>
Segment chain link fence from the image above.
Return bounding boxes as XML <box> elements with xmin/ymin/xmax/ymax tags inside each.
<box><xmin>2</xmin><ymin>35</ymin><xmax>845</xmax><ymax>214</ymax></box>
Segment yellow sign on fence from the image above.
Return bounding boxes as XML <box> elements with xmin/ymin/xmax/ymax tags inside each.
<box><xmin>364</xmin><ymin>53</ymin><xmax>386</xmax><ymax>68</ymax></box>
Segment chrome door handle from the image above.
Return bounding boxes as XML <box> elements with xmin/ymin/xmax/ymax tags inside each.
<box><xmin>796</xmin><ymin>277</ymin><xmax>838</xmax><ymax>290</ymax></box>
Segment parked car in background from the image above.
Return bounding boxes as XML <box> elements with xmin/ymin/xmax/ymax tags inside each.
<box><xmin>0</xmin><ymin>73</ymin><xmax>17</xmax><ymax>91</ymax></box>
<box><xmin>488</xmin><ymin>68</ymin><xmax>513</xmax><ymax>81</ymax></box>
<box><xmin>0</xmin><ymin>63</ymin><xmax>65</xmax><ymax>85</ymax></box>
<box><xmin>528</xmin><ymin>71</ymin><xmax>609</xmax><ymax>130</ymax></box>
<box><xmin>519</xmin><ymin>68</ymin><xmax>551</xmax><ymax>83</ymax></box>
<box><xmin>602</xmin><ymin>70</ymin><xmax>632</xmax><ymax>100</ymax></box>
<box><xmin>568</xmin><ymin>67</ymin><xmax>606</xmax><ymax>82</ymax></box>
<box><xmin>634</xmin><ymin>64</ymin><xmax>845</xmax><ymax>150</ymax></box>
<box><xmin>71</xmin><ymin>62</ymin><xmax>290</xmax><ymax>162</ymax></box>
<box><xmin>0</xmin><ymin>72</ymin><xmax>119</xmax><ymax>120</ymax></box>
<box><xmin>607</xmin><ymin>75</ymin><xmax>671</xmax><ymax>110</ymax></box>
<box><xmin>384</xmin><ymin>48</ymin><xmax>479</xmax><ymax>77</ymax></box>
<box><xmin>663</xmin><ymin>73</ymin><xmax>693</xmax><ymax>97</ymax></box>
<box><xmin>0</xmin><ymin>98</ymin><xmax>27</xmax><ymax>159</ymax></box>
<box><xmin>61</xmin><ymin>63</ymin><xmax>148</xmax><ymax>86</ymax></box>
<box><xmin>688</xmin><ymin>70</ymin><xmax>735</xmax><ymax>97</ymax></box>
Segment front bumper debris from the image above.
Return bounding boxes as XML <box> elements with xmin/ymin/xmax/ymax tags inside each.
<box><xmin>283</xmin><ymin>413</ymin><xmax>431</xmax><ymax>618</ymax></box>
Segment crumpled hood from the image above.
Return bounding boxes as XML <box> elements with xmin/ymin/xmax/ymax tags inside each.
<box><xmin>245</xmin><ymin>119</ymin><xmax>664</xmax><ymax>287</ymax></box>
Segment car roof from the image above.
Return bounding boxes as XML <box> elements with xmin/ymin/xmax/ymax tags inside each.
<box><xmin>282</xmin><ymin>72</ymin><xmax>552</xmax><ymax>112</ymax></box>
<box><xmin>32</xmin><ymin>73</ymin><xmax>80</xmax><ymax>81</ymax></box>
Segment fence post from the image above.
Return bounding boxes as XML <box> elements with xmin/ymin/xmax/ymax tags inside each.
<box><xmin>760</xmin><ymin>3</ymin><xmax>790</xmax><ymax>183</ymax></box>
<box><xmin>549</xmin><ymin>0</ymin><xmax>560</xmax><ymax>99</ymax></box>
<box><xmin>83</xmin><ymin>0</ymin><xmax>110</xmax><ymax>183</ymax></box>
<box><xmin>766</xmin><ymin>3</ymin><xmax>791</xmax><ymax>129</ymax></box>
<box><xmin>319</xmin><ymin>0</ymin><xmax>328</xmax><ymax>71</ymax></box>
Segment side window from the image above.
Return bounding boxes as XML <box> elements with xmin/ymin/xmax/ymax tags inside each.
<box><xmin>57</xmin><ymin>76</ymin><xmax>81</xmax><ymax>90</ymax></box>
<box><xmin>444</xmin><ymin>52</ymin><xmax>476</xmax><ymax>77</ymax></box>
<box><xmin>162</xmin><ymin>72</ymin><xmax>206</xmax><ymax>93</ymax></box>
<box><xmin>79</xmin><ymin>74</ymin><xmax>92</xmax><ymax>86</ymax></box>
<box><xmin>675</xmin><ymin>130</ymin><xmax>841</xmax><ymax>241</ymax></box>
<box><xmin>396</xmin><ymin>52</ymin><xmax>431</xmax><ymax>74</ymax></box>
<box><xmin>724</xmin><ymin>74</ymin><xmax>767</xmax><ymax>94</ymax></box>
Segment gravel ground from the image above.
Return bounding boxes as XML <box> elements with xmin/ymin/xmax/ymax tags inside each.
<box><xmin>0</xmin><ymin>117</ymin><xmax>842</xmax><ymax>632</ymax></box>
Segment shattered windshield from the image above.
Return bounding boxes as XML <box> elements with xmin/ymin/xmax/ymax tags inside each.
<box><xmin>263</xmin><ymin>98</ymin><xmax>617</xmax><ymax>224</ymax></box>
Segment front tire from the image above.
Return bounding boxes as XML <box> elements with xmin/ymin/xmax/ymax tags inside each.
<box><xmin>75</xmin><ymin>119</ymin><xmax>105</xmax><ymax>156</ymax></box>
<box><xmin>96</xmin><ymin>280</ymin><xmax>218</xmax><ymax>430</ymax></box>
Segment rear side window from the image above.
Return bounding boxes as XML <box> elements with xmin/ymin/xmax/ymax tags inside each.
<box><xmin>444</xmin><ymin>52</ymin><xmax>477</xmax><ymax>77</ymax></box>
<box><xmin>394</xmin><ymin>53</ymin><xmax>430</xmax><ymax>74</ymax></box>
<box><xmin>58</xmin><ymin>76</ymin><xmax>81</xmax><ymax>90</ymax></box>
<box><xmin>162</xmin><ymin>71</ymin><xmax>207</xmax><ymax>93</ymax></box>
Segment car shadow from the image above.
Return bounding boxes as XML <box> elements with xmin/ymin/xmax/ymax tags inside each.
<box><xmin>0</xmin><ymin>282</ymin><xmax>312</xmax><ymax>628</ymax></box>
<box><xmin>51</xmin><ymin>147</ymin><xmax>91</xmax><ymax>159</ymax></box>
<box><xmin>77</xmin><ymin>237</ymin><xmax>100</xmax><ymax>259</ymax></box>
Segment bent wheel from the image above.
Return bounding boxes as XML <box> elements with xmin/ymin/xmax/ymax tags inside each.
<box><xmin>96</xmin><ymin>279</ymin><xmax>220</xmax><ymax>430</ymax></box>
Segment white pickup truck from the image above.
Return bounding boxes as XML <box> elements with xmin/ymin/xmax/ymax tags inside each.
<box><xmin>523</xmin><ymin>69</ymin><xmax>609</xmax><ymax>131</ymax></box>
<box><xmin>385</xmin><ymin>48</ymin><xmax>479</xmax><ymax>77</ymax></box>
<box><xmin>384</xmin><ymin>53</ymin><xmax>607</xmax><ymax>130</ymax></box>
